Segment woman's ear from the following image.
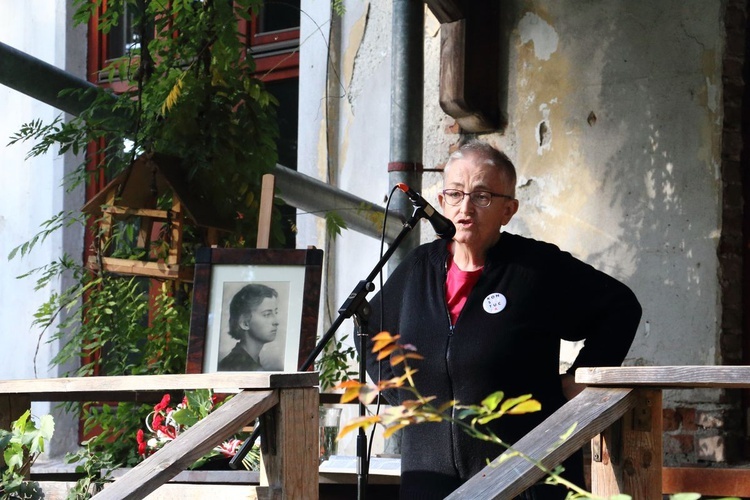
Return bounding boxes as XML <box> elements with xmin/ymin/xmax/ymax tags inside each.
<box><xmin>501</xmin><ymin>198</ymin><xmax>519</xmax><ymax>226</ymax></box>
<box><xmin>238</xmin><ymin>312</ymin><xmax>252</xmax><ymax>331</ymax></box>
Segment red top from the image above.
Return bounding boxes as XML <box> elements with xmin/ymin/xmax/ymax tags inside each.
<box><xmin>445</xmin><ymin>257</ymin><xmax>483</xmax><ymax>325</ymax></box>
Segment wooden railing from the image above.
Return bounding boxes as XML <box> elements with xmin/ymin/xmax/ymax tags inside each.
<box><xmin>448</xmin><ymin>366</ymin><xmax>750</xmax><ymax>499</ymax></box>
<box><xmin>0</xmin><ymin>372</ymin><xmax>319</xmax><ymax>499</ymax></box>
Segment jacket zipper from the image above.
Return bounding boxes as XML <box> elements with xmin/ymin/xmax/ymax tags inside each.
<box><xmin>444</xmin><ymin>257</ymin><xmax>455</xmax><ymax>334</ymax></box>
<box><xmin>442</xmin><ymin>256</ymin><xmax>461</xmax><ymax>475</ymax></box>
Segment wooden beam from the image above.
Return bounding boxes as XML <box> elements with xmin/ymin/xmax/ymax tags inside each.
<box><xmin>256</xmin><ymin>174</ymin><xmax>275</xmax><ymax>249</ymax></box>
<box><xmin>591</xmin><ymin>389</ymin><xmax>662</xmax><ymax>498</ymax></box>
<box><xmin>446</xmin><ymin>387</ymin><xmax>637</xmax><ymax>499</ymax></box>
<box><xmin>0</xmin><ymin>372</ymin><xmax>318</xmax><ymax>400</ymax></box>
<box><xmin>168</xmin><ymin>198</ymin><xmax>183</xmax><ymax>266</ymax></box>
<box><xmin>94</xmin><ymin>389</ymin><xmax>279</xmax><ymax>500</ymax></box>
<box><xmin>103</xmin><ymin>206</ymin><xmax>171</xmax><ymax>219</ymax></box>
<box><xmin>425</xmin><ymin>0</ymin><xmax>464</xmax><ymax>23</ymax></box>
<box><xmin>663</xmin><ymin>467</ymin><xmax>750</xmax><ymax>496</ymax></box>
<box><xmin>577</xmin><ymin>366</ymin><xmax>750</xmax><ymax>388</ymax></box>
<box><xmin>87</xmin><ymin>256</ymin><xmax>194</xmax><ymax>281</ymax></box>
<box><xmin>100</xmin><ymin>483</ymin><xmax>267</xmax><ymax>499</ymax></box>
<box><xmin>438</xmin><ymin>1</ymin><xmax>502</xmax><ymax>132</ymax></box>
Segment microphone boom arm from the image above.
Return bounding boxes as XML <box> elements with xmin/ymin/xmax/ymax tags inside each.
<box><xmin>229</xmin><ymin>203</ymin><xmax>431</xmax><ymax>500</ymax></box>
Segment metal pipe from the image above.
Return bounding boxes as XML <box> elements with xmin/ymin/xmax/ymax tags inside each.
<box><xmin>389</xmin><ymin>0</ymin><xmax>425</xmax><ymax>267</ymax></box>
<box><xmin>272</xmin><ymin>165</ymin><xmax>404</xmax><ymax>241</ymax></box>
<box><xmin>0</xmin><ymin>40</ymin><xmax>399</xmax><ymax>242</ymax></box>
<box><xmin>0</xmin><ymin>40</ymin><xmax>127</xmax><ymax>125</ymax></box>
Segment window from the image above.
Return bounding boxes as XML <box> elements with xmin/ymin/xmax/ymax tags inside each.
<box><xmin>243</xmin><ymin>0</ymin><xmax>300</xmax><ymax>81</ymax></box>
<box><xmin>87</xmin><ymin>1</ymin><xmax>301</xmax><ymax>246</ymax></box>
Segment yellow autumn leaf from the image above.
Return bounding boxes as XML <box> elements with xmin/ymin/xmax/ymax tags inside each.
<box><xmin>371</xmin><ymin>331</ymin><xmax>395</xmax><ymax>342</ymax></box>
<box><xmin>339</xmin><ymin>387</ymin><xmax>361</xmax><ymax>404</ymax></box>
<box><xmin>376</xmin><ymin>344</ymin><xmax>397</xmax><ymax>360</ymax></box>
<box><xmin>383</xmin><ymin>422</ymin><xmax>409</xmax><ymax>439</ymax></box>
<box><xmin>338</xmin><ymin>415</ymin><xmax>380</xmax><ymax>439</ymax></box>
<box><xmin>499</xmin><ymin>394</ymin><xmax>533</xmax><ymax>414</ymax></box>
<box><xmin>334</xmin><ymin>380</ymin><xmax>363</xmax><ymax>390</ymax></box>
<box><xmin>161</xmin><ymin>77</ymin><xmax>183</xmax><ymax>115</ymax></box>
<box><xmin>372</xmin><ymin>332</ymin><xmax>397</xmax><ymax>352</ymax></box>
<box><xmin>505</xmin><ymin>399</ymin><xmax>541</xmax><ymax>415</ymax></box>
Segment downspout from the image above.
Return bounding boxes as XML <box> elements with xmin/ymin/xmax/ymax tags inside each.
<box><xmin>0</xmin><ymin>40</ymin><xmax>403</xmax><ymax>243</ymax></box>
<box><xmin>388</xmin><ymin>0</ymin><xmax>425</xmax><ymax>271</ymax></box>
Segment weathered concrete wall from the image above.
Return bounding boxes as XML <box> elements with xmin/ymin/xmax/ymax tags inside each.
<box><xmin>0</xmin><ymin>0</ymin><xmax>85</xmax><ymax>460</ymax></box>
<box><xmin>298</xmin><ymin>0</ymin><xmax>728</xmax><ymax>461</ymax></box>
<box><xmin>500</xmin><ymin>3</ymin><xmax>723</xmax><ymax>374</ymax></box>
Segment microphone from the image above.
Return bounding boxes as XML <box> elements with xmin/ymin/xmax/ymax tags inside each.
<box><xmin>397</xmin><ymin>183</ymin><xmax>456</xmax><ymax>240</ymax></box>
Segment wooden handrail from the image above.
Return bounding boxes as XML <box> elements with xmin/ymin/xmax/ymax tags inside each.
<box><xmin>449</xmin><ymin>366</ymin><xmax>750</xmax><ymax>499</ymax></box>
<box><xmin>446</xmin><ymin>387</ymin><xmax>638</xmax><ymax>499</ymax></box>
<box><xmin>0</xmin><ymin>372</ymin><xmax>319</xmax><ymax>500</ymax></box>
<box><xmin>576</xmin><ymin>365</ymin><xmax>750</xmax><ymax>388</ymax></box>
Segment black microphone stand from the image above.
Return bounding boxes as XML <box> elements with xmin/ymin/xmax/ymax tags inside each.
<box><xmin>230</xmin><ymin>203</ymin><xmax>428</xmax><ymax>500</ymax></box>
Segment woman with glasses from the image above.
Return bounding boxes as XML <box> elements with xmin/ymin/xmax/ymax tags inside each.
<box><xmin>364</xmin><ymin>140</ymin><xmax>641</xmax><ymax>499</ymax></box>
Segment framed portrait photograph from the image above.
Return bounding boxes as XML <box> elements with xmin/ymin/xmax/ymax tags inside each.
<box><xmin>186</xmin><ymin>247</ymin><xmax>323</xmax><ymax>374</ymax></box>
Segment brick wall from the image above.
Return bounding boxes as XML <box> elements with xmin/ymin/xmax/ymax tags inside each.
<box><xmin>663</xmin><ymin>405</ymin><xmax>743</xmax><ymax>466</ymax></box>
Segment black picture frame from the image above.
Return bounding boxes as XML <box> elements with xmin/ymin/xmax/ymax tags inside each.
<box><xmin>186</xmin><ymin>247</ymin><xmax>323</xmax><ymax>374</ymax></box>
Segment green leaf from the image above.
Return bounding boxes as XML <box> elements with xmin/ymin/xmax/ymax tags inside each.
<box><xmin>39</xmin><ymin>414</ymin><xmax>55</xmax><ymax>441</ymax></box>
<box><xmin>171</xmin><ymin>408</ymin><xmax>200</xmax><ymax>427</ymax></box>
<box><xmin>480</xmin><ymin>391</ymin><xmax>504</xmax><ymax>412</ymax></box>
<box><xmin>559</xmin><ymin>422</ymin><xmax>577</xmax><ymax>441</ymax></box>
<box><xmin>325</xmin><ymin>211</ymin><xmax>348</xmax><ymax>240</ymax></box>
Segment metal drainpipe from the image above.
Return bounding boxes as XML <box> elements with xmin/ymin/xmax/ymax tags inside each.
<box><xmin>388</xmin><ymin>0</ymin><xmax>425</xmax><ymax>272</ymax></box>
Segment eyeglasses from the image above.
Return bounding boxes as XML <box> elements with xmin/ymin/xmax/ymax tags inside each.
<box><xmin>441</xmin><ymin>189</ymin><xmax>514</xmax><ymax>208</ymax></box>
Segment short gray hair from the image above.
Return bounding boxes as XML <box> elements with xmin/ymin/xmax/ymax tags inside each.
<box><xmin>446</xmin><ymin>140</ymin><xmax>517</xmax><ymax>198</ymax></box>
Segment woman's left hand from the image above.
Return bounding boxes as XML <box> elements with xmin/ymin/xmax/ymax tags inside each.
<box><xmin>560</xmin><ymin>373</ymin><xmax>586</xmax><ymax>400</ymax></box>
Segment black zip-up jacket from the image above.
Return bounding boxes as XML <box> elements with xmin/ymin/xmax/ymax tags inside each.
<box><xmin>364</xmin><ymin>233</ymin><xmax>641</xmax><ymax>498</ymax></box>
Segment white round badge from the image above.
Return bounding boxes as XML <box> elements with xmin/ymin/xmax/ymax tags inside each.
<box><xmin>483</xmin><ymin>293</ymin><xmax>507</xmax><ymax>314</ymax></box>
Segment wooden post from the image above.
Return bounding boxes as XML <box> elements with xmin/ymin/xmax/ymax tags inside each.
<box><xmin>260</xmin><ymin>387</ymin><xmax>319</xmax><ymax>499</ymax></box>
<box><xmin>256</xmin><ymin>174</ymin><xmax>275</xmax><ymax>249</ymax></box>
<box><xmin>168</xmin><ymin>198</ymin><xmax>183</xmax><ymax>266</ymax></box>
<box><xmin>590</xmin><ymin>388</ymin><xmax>662</xmax><ymax>499</ymax></box>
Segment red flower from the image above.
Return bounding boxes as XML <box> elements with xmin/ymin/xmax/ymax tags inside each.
<box><xmin>136</xmin><ymin>429</ymin><xmax>147</xmax><ymax>456</ymax></box>
<box><xmin>154</xmin><ymin>394</ymin><xmax>171</xmax><ymax>412</ymax></box>
<box><xmin>152</xmin><ymin>413</ymin><xmax>164</xmax><ymax>431</ymax></box>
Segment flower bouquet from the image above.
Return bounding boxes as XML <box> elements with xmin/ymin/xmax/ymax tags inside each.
<box><xmin>136</xmin><ymin>389</ymin><xmax>259</xmax><ymax>470</ymax></box>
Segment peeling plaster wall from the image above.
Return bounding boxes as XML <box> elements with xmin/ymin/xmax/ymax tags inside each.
<box><xmin>0</xmin><ymin>0</ymin><xmax>85</xmax><ymax>460</ymax></box>
<box><xmin>499</xmin><ymin>2</ymin><xmax>723</xmax><ymax>378</ymax></box>
<box><xmin>298</xmin><ymin>0</ymin><xmax>396</xmax><ymax>457</ymax></box>
<box><xmin>298</xmin><ymin>0</ymin><xmax>726</xmax><ymax>413</ymax></box>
